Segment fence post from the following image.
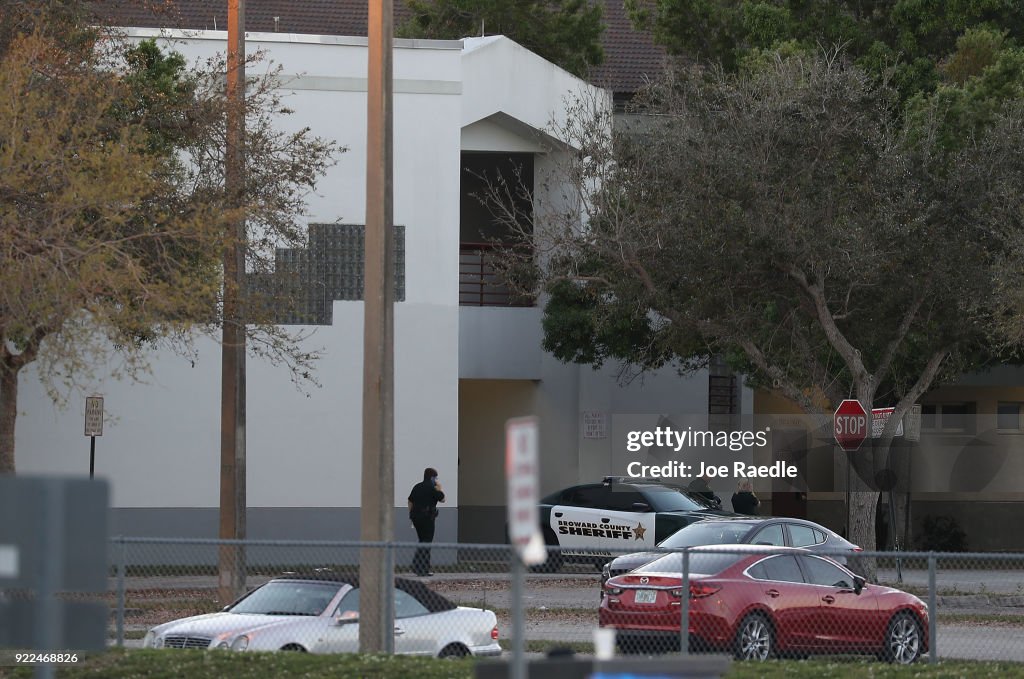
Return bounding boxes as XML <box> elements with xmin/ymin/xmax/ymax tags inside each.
<box><xmin>116</xmin><ymin>537</ymin><xmax>126</xmax><ymax>647</ymax></box>
<box><xmin>511</xmin><ymin>549</ymin><xmax>526</xmax><ymax>679</ymax></box>
<box><xmin>384</xmin><ymin>542</ymin><xmax>395</xmax><ymax>655</ymax></box>
<box><xmin>928</xmin><ymin>554</ymin><xmax>937</xmax><ymax>663</ymax></box>
<box><xmin>680</xmin><ymin>548</ymin><xmax>690</xmax><ymax>656</ymax></box>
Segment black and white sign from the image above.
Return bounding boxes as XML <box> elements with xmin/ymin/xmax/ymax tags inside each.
<box><xmin>582</xmin><ymin>411</ymin><xmax>607</xmax><ymax>439</ymax></box>
<box><xmin>84</xmin><ymin>396</ymin><xmax>104</xmax><ymax>437</ymax></box>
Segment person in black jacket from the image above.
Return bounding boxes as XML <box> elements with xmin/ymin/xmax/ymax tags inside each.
<box><xmin>408</xmin><ymin>467</ymin><xmax>445</xmax><ymax>576</ymax></box>
<box><xmin>731</xmin><ymin>480</ymin><xmax>760</xmax><ymax>515</ymax></box>
<box><xmin>688</xmin><ymin>473</ymin><xmax>721</xmax><ymax>507</ymax></box>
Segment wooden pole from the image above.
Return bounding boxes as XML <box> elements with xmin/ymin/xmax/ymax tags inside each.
<box><xmin>218</xmin><ymin>0</ymin><xmax>247</xmax><ymax>607</ymax></box>
<box><xmin>359</xmin><ymin>0</ymin><xmax>395</xmax><ymax>653</ymax></box>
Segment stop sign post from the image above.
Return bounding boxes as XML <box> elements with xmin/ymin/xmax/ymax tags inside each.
<box><xmin>834</xmin><ymin>399</ymin><xmax>869</xmax><ymax>452</ymax></box>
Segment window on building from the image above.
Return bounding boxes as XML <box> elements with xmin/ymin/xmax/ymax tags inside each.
<box><xmin>997</xmin><ymin>402</ymin><xmax>1023</xmax><ymax>432</ymax></box>
<box><xmin>921</xmin><ymin>402</ymin><xmax>976</xmax><ymax>433</ymax></box>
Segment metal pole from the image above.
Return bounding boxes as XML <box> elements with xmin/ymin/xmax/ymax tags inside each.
<box><xmin>359</xmin><ymin>0</ymin><xmax>395</xmax><ymax>653</ymax></box>
<box><xmin>844</xmin><ymin>451</ymin><xmax>851</xmax><ymax>539</ymax></box>
<box><xmin>89</xmin><ymin>436</ymin><xmax>95</xmax><ymax>479</ymax></box>
<box><xmin>889</xmin><ymin>488</ymin><xmax>902</xmax><ymax>583</ymax></box>
<box><xmin>384</xmin><ymin>542</ymin><xmax>395</xmax><ymax>654</ymax></box>
<box><xmin>116</xmin><ymin>537</ymin><xmax>126</xmax><ymax>647</ymax></box>
<box><xmin>680</xmin><ymin>549</ymin><xmax>690</xmax><ymax>656</ymax></box>
<box><xmin>511</xmin><ymin>554</ymin><xmax>526</xmax><ymax>679</ymax></box>
<box><xmin>928</xmin><ymin>554</ymin><xmax>937</xmax><ymax>663</ymax></box>
<box><xmin>219</xmin><ymin>0</ymin><xmax>248</xmax><ymax>607</ymax></box>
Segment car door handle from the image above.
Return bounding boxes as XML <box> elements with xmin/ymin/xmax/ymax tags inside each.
<box><xmin>822</xmin><ymin>595</ymin><xmax>835</xmax><ymax>604</ymax></box>
<box><xmin>765</xmin><ymin>589</ymin><xmax>780</xmax><ymax>598</ymax></box>
<box><xmin>554</xmin><ymin>512</ymin><xmax>563</xmax><ymax>518</ymax></box>
<box><xmin>601</xmin><ymin>518</ymin><xmax>611</xmax><ymax>523</ymax></box>
<box><xmin>393</xmin><ymin>628</ymin><xmax>405</xmax><ymax>636</ymax></box>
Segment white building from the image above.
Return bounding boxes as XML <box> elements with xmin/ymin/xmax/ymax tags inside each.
<box><xmin>17</xmin><ymin>29</ymin><xmax>746</xmax><ymax>542</ymax></box>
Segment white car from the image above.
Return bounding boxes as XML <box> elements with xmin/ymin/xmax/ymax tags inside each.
<box><xmin>143</xmin><ymin>576</ymin><xmax>501</xmax><ymax>657</ymax></box>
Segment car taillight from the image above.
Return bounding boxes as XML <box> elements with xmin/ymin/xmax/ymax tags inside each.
<box><xmin>853</xmin><ymin>546</ymin><xmax>863</xmax><ymax>552</ymax></box>
<box><xmin>688</xmin><ymin>583</ymin><xmax>721</xmax><ymax>599</ymax></box>
<box><xmin>491</xmin><ymin>626</ymin><xmax>499</xmax><ymax>640</ymax></box>
<box><xmin>604</xmin><ymin>586</ymin><xmax>623</xmax><ymax>596</ymax></box>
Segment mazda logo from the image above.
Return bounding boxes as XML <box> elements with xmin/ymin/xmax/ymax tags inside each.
<box><xmin>639</xmin><ymin>577</ymin><xmax>649</xmax><ymax>584</ymax></box>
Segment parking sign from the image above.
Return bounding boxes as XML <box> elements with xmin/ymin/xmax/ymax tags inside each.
<box><xmin>84</xmin><ymin>396</ymin><xmax>103</xmax><ymax>437</ymax></box>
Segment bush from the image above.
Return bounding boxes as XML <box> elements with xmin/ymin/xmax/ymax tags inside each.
<box><xmin>916</xmin><ymin>515</ymin><xmax>968</xmax><ymax>552</ymax></box>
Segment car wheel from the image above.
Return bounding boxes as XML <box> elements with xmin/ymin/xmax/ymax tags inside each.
<box><xmin>279</xmin><ymin>643</ymin><xmax>307</xmax><ymax>652</ymax></box>
<box><xmin>884</xmin><ymin>612</ymin><xmax>923</xmax><ymax>664</ymax></box>
<box><xmin>438</xmin><ymin>643</ymin><xmax>471</xmax><ymax>658</ymax></box>
<box><xmin>734</xmin><ymin>612</ymin><xmax>773</xmax><ymax>661</ymax></box>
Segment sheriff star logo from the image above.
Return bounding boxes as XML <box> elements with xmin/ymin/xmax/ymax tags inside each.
<box><xmin>633</xmin><ymin>523</ymin><xmax>647</xmax><ymax>540</ymax></box>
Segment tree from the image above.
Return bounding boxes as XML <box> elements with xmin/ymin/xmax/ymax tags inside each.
<box><xmin>398</xmin><ymin>0</ymin><xmax>604</xmax><ymax>78</ymax></box>
<box><xmin>0</xmin><ymin>15</ymin><xmax>339</xmax><ymax>474</ymax></box>
<box><xmin>0</xmin><ymin>30</ymin><xmax>220</xmax><ymax>473</ymax></box>
<box><xmin>487</xmin><ymin>51</ymin><xmax>1024</xmax><ymax>571</ymax></box>
<box><xmin>626</xmin><ymin>0</ymin><xmax>1024</xmax><ymax>100</ymax></box>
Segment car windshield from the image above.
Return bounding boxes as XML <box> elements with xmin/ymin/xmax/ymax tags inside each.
<box><xmin>639</xmin><ymin>551</ymin><xmax>745</xmax><ymax>576</ymax></box>
<box><xmin>643</xmin><ymin>487</ymin><xmax>714</xmax><ymax>512</ymax></box>
<box><xmin>660</xmin><ymin>521</ymin><xmax>757</xmax><ymax>548</ymax></box>
<box><xmin>228</xmin><ymin>581</ymin><xmax>342</xmax><ymax>616</ymax></box>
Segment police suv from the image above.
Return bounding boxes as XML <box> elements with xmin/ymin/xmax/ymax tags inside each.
<box><xmin>534</xmin><ymin>477</ymin><xmax>736</xmax><ymax>571</ymax></box>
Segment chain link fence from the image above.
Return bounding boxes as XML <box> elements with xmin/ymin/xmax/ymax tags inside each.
<box><xmin>89</xmin><ymin>538</ymin><xmax>1024</xmax><ymax>665</ymax></box>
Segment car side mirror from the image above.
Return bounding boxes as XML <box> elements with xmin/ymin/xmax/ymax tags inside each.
<box><xmin>853</xmin><ymin>575</ymin><xmax>866</xmax><ymax>595</ymax></box>
<box><xmin>631</xmin><ymin>502</ymin><xmax>652</xmax><ymax>512</ymax></box>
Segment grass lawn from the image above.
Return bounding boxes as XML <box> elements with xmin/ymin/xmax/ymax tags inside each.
<box><xmin>3</xmin><ymin>651</ymin><xmax>1024</xmax><ymax>679</ymax></box>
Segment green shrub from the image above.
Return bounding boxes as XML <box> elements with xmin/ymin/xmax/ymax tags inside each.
<box><xmin>916</xmin><ymin>514</ymin><xmax>968</xmax><ymax>552</ymax></box>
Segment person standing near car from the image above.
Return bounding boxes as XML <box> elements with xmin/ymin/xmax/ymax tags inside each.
<box><xmin>731</xmin><ymin>479</ymin><xmax>760</xmax><ymax>515</ymax></box>
<box><xmin>688</xmin><ymin>473</ymin><xmax>721</xmax><ymax>507</ymax></box>
<box><xmin>408</xmin><ymin>467</ymin><xmax>445</xmax><ymax>576</ymax></box>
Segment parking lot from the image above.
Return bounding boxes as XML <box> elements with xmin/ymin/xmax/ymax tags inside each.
<box><xmin>105</xmin><ymin>549</ymin><xmax>1024</xmax><ymax>662</ymax></box>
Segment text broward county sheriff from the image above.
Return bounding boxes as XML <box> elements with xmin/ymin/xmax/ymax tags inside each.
<box><xmin>556</xmin><ymin>520</ymin><xmax>649</xmax><ymax>541</ymax></box>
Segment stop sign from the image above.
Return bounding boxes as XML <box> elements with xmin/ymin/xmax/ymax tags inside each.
<box><xmin>834</xmin><ymin>399</ymin><xmax>869</xmax><ymax>451</ymax></box>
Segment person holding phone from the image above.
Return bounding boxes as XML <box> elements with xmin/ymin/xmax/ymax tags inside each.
<box><xmin>407</xmin><ymin>467</ymin><xmax>445</xmax><ymax>576</ymax></box>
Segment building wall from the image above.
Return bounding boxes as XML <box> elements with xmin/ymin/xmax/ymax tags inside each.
<box><xmin>16</xmin><ymin>31</ymin><xmax>466</xmax><ymax>541</ymax></box>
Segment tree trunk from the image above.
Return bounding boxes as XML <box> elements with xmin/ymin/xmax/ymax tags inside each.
<box><xmin>0</xmin><ymin>361</ymin><xmax>19</xmax><ymax>474</ymax></box>
<box><xmin>848</xmin><ymin>484</ymin><xmax>879</xmax><ymax>581</ymax></box>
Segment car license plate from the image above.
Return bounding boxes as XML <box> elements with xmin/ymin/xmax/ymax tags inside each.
<box><xmin>634</xmin><ymin>589</ymin><xmax>657</xmax><ymax>604</ymax></box>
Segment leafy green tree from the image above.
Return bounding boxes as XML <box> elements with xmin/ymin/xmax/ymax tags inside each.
<box><xmin>398</xmin><ymin>0</ymin><xmax>604</xmax><ymax>77</ymax></box>
<box><xmin>488</xmin><ymin>52</ymin><xmax>1024</xmax><ymax>567</ymax></box>
<box><xmin>627</xmin><ymin>0</ymin><xmax>1024</xmax><ymax>99</ymax></box>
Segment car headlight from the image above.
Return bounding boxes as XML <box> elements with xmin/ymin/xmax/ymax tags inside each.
<box><xmin>143</xmin><ymin>631</ymin><xmax>155</xmax><ymax>648</ymax></box>
<box><xmin>231</xmin><ymin>635</ymin><xmax>250</xmax><ymax>651</ymax></box>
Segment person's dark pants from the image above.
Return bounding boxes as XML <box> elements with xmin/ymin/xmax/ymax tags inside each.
<box><xmin>412</xmin><ymin>515</ymin><xmax>436</xmax><ymax>575</ymax></box>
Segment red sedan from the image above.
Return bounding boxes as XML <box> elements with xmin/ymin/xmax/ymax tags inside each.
<box><xmin>599</xmin><ymin>545</ymin><xmax>928</xmax><ymax>663</ymax></box>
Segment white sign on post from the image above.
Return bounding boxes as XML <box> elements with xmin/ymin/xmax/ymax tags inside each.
<box><xmin>505</xmin><ymin>416</ymin><xmax>546</xmax><ymax>566</ymax></box>
<box><xmin>871</xmin><ymin>407</ymin><xmax>904</xmax><ymax>439</ymax></box>
<box><xmin>84</xmin><ymin>396</ymin><xmax>104</xmax><ymax>437</ymax></box>
<box><xmin>904</xmin><ymin>404</ymin><xmax>922</xmax><ymax>442</ymax></box>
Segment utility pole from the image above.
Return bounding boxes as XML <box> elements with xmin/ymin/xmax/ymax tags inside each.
<box><xmin>359</xmin><ymin>0</ymin><xmax>395</xmax><ymax>653</ymax></box>
<box><xmin>218</xmin><ymin>0</ymin><xmax>247</xmax><ymax>607</ymax></box>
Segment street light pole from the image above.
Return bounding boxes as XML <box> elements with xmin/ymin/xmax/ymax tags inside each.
<box><xmin>359</xmin><ymin>0</ymin><xmax>395</xmax><ymax>654</ymax></box>
<box><xmin>219</xmin><ymin>0</ymin><xmax>247</xmax><ymax>607</ymax></box>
